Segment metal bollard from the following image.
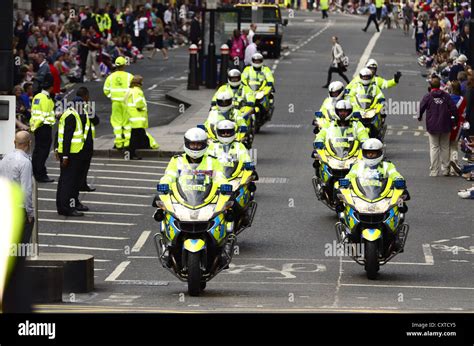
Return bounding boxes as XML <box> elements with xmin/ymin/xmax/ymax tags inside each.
<box><xmin>187</xmin><ymin>44</ymin><xmax>199</xmax><ymax>90</ymax></box>
<box><xmin>219</xmin><ymin>44</ymin><xmax>229</xmax><ymax>86</ymax></box>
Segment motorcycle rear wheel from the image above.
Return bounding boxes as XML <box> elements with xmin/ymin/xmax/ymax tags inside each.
<box><xmin>364</xmin><ymin>241</ymin><xmax>380</xmax><ymax>280</ymax></box>
<box><xmin>187</xmin><ymin>252</ymin><xmax>202</xmax><ymax>296</ymax></box>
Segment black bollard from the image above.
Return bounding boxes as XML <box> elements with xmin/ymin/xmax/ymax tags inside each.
<box><xmin>187</xmin><ymin>44</ymin><xmax>199</xmax><ymax>90</ymax></box>
<box><xmin>219</xmin><ymin>44</ymin><xmax>230</xmax><ymax>86</ymax></box>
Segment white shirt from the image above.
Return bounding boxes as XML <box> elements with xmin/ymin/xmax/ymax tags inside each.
<box><xmin>164</xmin><ymin>10</ymin><xmax>172</xmax><ymax>24</ymax></box>
<box><xmin>248</xmin><ymin>29</ymin><xmax>255</xmax><ymax>45</ymax></box>
<box><xmin>244</xmin><ymin>43</ymin><xmax>257</xmax><ymax>66</ymax></box>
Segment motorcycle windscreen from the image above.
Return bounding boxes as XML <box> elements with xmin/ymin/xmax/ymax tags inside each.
<box><xmin>356</xmin><ymin>94</ymin><xmax>375</xmax><ymax>110</ymax></box>
<box><xmin>326</xmin><ymin>126</ymin><xmax>356</xmax><ymax>159</ymax></box>
<box><xmin>355</xmin><ymin>171</ymin><xmax>388</xmax><ymax>201</ymax></box>
<box><xmin>218</xmin><ymin>151</ymin><xmax>239</xmax><ymax>179</ymax></box>
<box><xmin>176</xmin><ymin>171</ymin><xmax>214</xmax><ymax>207</ymax></box>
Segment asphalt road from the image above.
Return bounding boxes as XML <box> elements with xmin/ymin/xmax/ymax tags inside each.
<box><xmin>36</xmin><ymin>11</ymin><xmax>473</xmax><ymax>313</ymax></box>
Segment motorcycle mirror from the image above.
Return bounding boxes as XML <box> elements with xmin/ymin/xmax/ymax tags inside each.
<box><xmin>313</xmin><ymin>142</ymin><xmax>324</xmax><ymax>150</ymax></box>
<box><xmin>339</xmin><ymin>179</ymin><xmax>350</xmax><ymax>188</ymax></box>
<box><xmin>220</xmin><ymin>184</ymin><xmax>233</xmax><ymax>195</ymax></box>
<box><xmin>239</xmin><ymin>126</ymin><xmax>248</xmax><ymax>133</ymax></box>
<box><xmin>314</xmin><ymin>111</ymin><xmax>323</xmax><ymax>118</ymax></box>
<box><xmin>157</xmin><ymin>183</ymin><xmax>170</xmax><ymax>194</ymax></box>
<box><xmin>352</xmin><ymin>111</ymin><xmax>361</xmax><ymax>118</ymax></box>
<box><xmin>153</xmin><ymin>209</ymin><xmax>165</xmax><ymax>222</ymax></box>
<box><xmin>244</xmin><ymin>162</ymin><xmax>255</xmax><ymax>170</ymax></box>
<box><xmin>394</xmin><ymin>179</ymin><xmax>406</xmax><ymax>189</ymax></box>
<box><xmin>197</xmin><ymin>124</ymin><xmax>206</xmax><ymax>131</ymax></box>
<box><xmin>313</xmin><ymin>127</ymin><xmax>319</xmax><ymax>134</ymax></box>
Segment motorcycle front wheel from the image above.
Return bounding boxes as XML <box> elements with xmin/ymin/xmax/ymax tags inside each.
<box><xmin>187</xmin><ymin>252</ymin><xmax>202</xmax><ymax>296</ymax></box>
<box><xmin>364</xmin><ymin>240</ymin><xmax>380</xmax><ymax>280</ymax></box>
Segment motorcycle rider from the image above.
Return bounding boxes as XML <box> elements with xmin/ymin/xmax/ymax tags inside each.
<box><xmin>347</xmin><ymin>68</ymin><xmax>386</xmax><ymax>127</ymax></box>
<box><xmin>211</xmin><ymin>69</ymin><xmax>256</xmax><ymax>112</ymax></box>
<box><xmin>364</xmin><ymin>59</ymin><xmax>402</xmax><ymax>90</ymax></box>
<box><xmin>315</xmin><ymin>81</ymin><xmax>346</xmax><ymax>131</ymax></box>
<box><xmin>208</xmin><ymin>120</ymin><xmax>257</xmax><ymax>227</ymax></box>
<box><xmin>313</xmin><ymin>100</ymin><xmax>369</xmax><ymax>176</ymax></box>
<box><xmin>159</xmin><ymin>128</ymin><xmax>227</xmax><ymax>187</ymax></box>
<box><xmin>241</xmin><ymin>53</ymin><xmax>275</xmax><ymax>115</ymax></box>
<box><xmin>205</xmin><ymin>90</ymin><xmax>247</xmax><ymax>141</ymax></box>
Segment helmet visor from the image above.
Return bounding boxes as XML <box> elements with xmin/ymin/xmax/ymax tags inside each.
<box><xmin>229</xmin><ymin>76</ymin><xmax>241</xmax><ymax>84</ymax></box>
<box><xmin>362</xmin><ymin>149</ymin><xmax>382</xmax><ymax>159</ymax></box>
<box><xmin>185</xmin><ymin>139</ymin><xmax>207</xmax><ymax>151</ymax></box>
<box><xmin>217</xmin><ymin>128</ymin><xmax>235</xmax><ymax>138</ymax></box>
<box><xmin>217</xmin><ymin>98</ymin><xmax>233</xmax><ymax>108</ymax></box>
<box><xmin>330</xmin><ymin>89</ymin><xmax>343</xmax><ymax>97</ymax></box>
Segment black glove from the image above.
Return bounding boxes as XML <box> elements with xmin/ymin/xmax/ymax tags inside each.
<box><xmin>394</xmin><ymin>71</ymin><xmax>402</xmax><ymax>83</ymax></box>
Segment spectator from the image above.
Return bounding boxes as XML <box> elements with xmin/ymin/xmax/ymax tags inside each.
<box><xmin>84</xmin><ymin>26</ymin><xmax>101</xmax><ymax>82</ymax></box>
<box><xmin>448</xmin><ymin>54</ymin><xmax>467</xmax><ymax>82</ymax></box>
<box><xmin>418</xmin><ymin>77</ymin><xmax>458</xmax><ymax>176</ymax></box>
<box><xmin>229</xmin><ymin>29</ymin><xmax>246</xmax><ymax>71</ymax></box>
<box><xmin>446</xmin><ymin>41</ymin><xmax>458</xmax><ymax>60</ymax></box>
<box><xmin>448</xmin><ymin>80</ymin><xmax>467</xmax><ymax>172</ymax></box>
<box><xmin>456</xmin><ymin>23</ymin><xmax>469</xmax><ymax>56</ymax></box>
<box><xmin>32</xmin><ymin>53</ymin><xmax>52</xmax><ymax>95</ymax></box>
<box><xmin>189</xmin><ymin>14</ymin><xmax>201</xmax><ymax>45</ymax></box>
<box><xmin>427</xmin><ymin>19</ymin><xmax>441</xmax><ymax>56</ymax></box>
<box><xmin>402</xmin><ymin>1</ymin><xmax>414</xmax><ymax>36</ymax></box>
<box><xmin>323</xmin><ymin>36</ymin><xmax>350</xmax><ymax>87</ymax></box>
<box><xmin>244</xmin><ymin>34</ymin><xmax>260</xmax><ymax>67</ymax></box>
<box><xmin>248</xmin><ymin>23</ymin><xmax>257</xmax><ymax>45</ymax></box>
<box><xmin>78</xmin><ymin>27</ymin><xmax>89</xmax><ymax>81</ymax></box>
<box><xmin>149</xmin><ymin>16</ymin><xmax>168</xmax><ymax>60</ymax></box>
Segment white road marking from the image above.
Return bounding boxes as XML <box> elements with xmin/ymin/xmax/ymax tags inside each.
<box><xmin>84</xmin><ymin>184</ymin><xmax>154</xmax><ymax>191</ymax></box>
<box><xmin>39</xmin><ymin>197</ymin><xmax>150</xmax><ymax>207</ymax></box>
<box><xmin>341</xmin><ymin>283</ymin><xmax>474</xmax><ymax>290</ymax></box>
<box><xmin>105</xmin><ymin>261</ymin><xmax>130</xmax><ymax>281</ymax></box>
<box><xmin>131</xmin><ymin>231</ymin><xmax>151</xmax><ymax>253</ymax></box>
<box><xmin>39</xmin><ymin>210</ymin><xmax>143</xmax><ymax>216</ymax></box>
<box><xmin>90</xmin><ymin>162</ymin><xmax>167</xmax><ymax>169</ymax></box>
<box><xmin>40</xmin><ymin>233</ymin><xmax>129</xmax><ymax>240</ymax></box>
<box><xmin>147</xmin><ymin>84</ymin><xmax>157</xmax><ymax>90</ymax></box>
<box><xmin>147</xmin><ymin>100</ymin><xmax>178</xmax><ymax>108</ymax></box>
<box><xmin>432</xmin><ymin>239</ymin><xmax>450</xmax><ymax>243</ymax></box>
<box><xmin>47</xmin><ymin>174</ymin><xmax>160</xmax><ymax>183</ymax></box>
<box><xmin>92</xmin><ymin>158</ymin><xmax>170</xmax><ymax>164</ymax></box>
<box><xmin>38</xmin><ymin>218</ymin><xmax>136</xmax><ymax>226</ymax></box>
<box><xmin>341</xmin><ymin>260</ymin><xmax>433</xmax><ymax>266</ymax></box>
<box><xmin>112</xmin><ymin>280</ymin><xmax>168</xmax><ymax>286</ymax></box>
<box><xmin>353</xmin><ymin>26</ymin><xmax>384</xmax><ymax>79</ymax></box>
<box><xmin>48</xmin><ymin>167</ymin><xmax>161</xmax><ymax>176</ymax></box>
<box><xmin>331</xmin><ymin>254</ymin><xmax>344</xmax><ymax>308</ymax></box>
<box><xmin>39</xmin><ymin>188</ymin><xmax>151</xmax><ymax>199</ymax></box>
<box><xmin>265</xmin><ymin>124</ymin><xmax>302</xmax><ymax>128</ymax></box>
<box><xmin>257</xmin><ymin>177</ymin><xmax>289</xmax><ymax>184</ymax></box>
<box><xmin>94</xmin><ymin>259</ymin><xmax>111</xmax><ymax>262</ymax></box>
<box><xmin>452</xmin><ymin>236</ymin><xmax>470</xmax><ymax>240</ymax></box>
<box><xmin>422</xmin><ymin>244</ymin><xmax>434</xmax><ymax>265</ymax></box>
<box><xmin>39</xmin><ymin>244</ymin><xmax>122</xmax><ymax>251</ymax></box>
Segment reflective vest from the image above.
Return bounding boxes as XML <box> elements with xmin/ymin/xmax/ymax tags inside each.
<box><xmin>83</xmin><ymin>102</ymin><xmax>96</xmax><ymax>139</ymax></box>
<box><xmin>160</xmin><ymin>154</ymin><xmax>226</xmax><ymax>185</ymax></box>
<box><xmin>242</xmin><ymin>66</ymin><xmax>274</xmax><ymax>90</ymax></box>
<box><xmin>0</xmin><ymin>178</ymin><xmax>24</xmax><ymax>307</ymax></box>
<box><xmin>375</xmin><ymin>0</ymin><xmax>384</xmax><ymax>8</ymax></box>
<box><xmin>320</xmin><ymin>0</ymin><xmax>329</xmax><ymax>10</ymax></box>
<box><xmin>207</xmin><ymin>141</ymin><xmax>252</xmax><ymax>164</ymax></box>
<box><xmin>57</xmin><ymin>108</ymin><xmax>90</xmax><ymax>154</ymax></box>
<box><xmin>30</xmin><ymin>91</ymin><xmax>55</xmax><ymax>132</ymax></box>
<box><xmin>103</xmin><ymin>71</ymin><xmax>133</xmax><ymax>102</ymax></box>
<box><xmin>126</xmin><ymin>86</ymin><xmax>148</xmax><ymax>128</ymax></box>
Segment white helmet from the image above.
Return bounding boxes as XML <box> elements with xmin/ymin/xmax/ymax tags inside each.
<box><xmin>328</xmin><ymin>81</ymin><xmax>345</xmax><ymax>101</ymax></box>
<box><xmin>365</xmin><ymin>58</ymin><xmax>378</xmax><ymax>74</ymax></box>
<box><xmin>251</xmin><ymin>53</ymin><xmax>264</xmax><ymax>68</ymax></box>
<box><xmin>361</xmin><ymin>138</ymin><xmax>384</xmax><ymax>167</ymax></box>
<box><xmin>359</xmin><ymin>67</ymin><xmax>373</xmax><ymax>85</ymax></box>
<box><xmin>216</xmin><ymin>90</ymin><xmax>233</xmax><ymax>113</ymax></box>
<box><xmin>216</xmin><ymin>120</ymin><xmax>236</xmax><ymax>145</ymax></box>
<box><xmin>184</xmin><ymin>127</ymin><xmax>208</xmax><ymax>159</ymax></box>
<box><xmin>228</xmin><ymin>69</ymin><xmax>241</xmax><ymax>87</ymax></box>
<box><xmin>334</xmin><ymin>100</ymin><xmax>353</xmax><ymax>122</ymax></box>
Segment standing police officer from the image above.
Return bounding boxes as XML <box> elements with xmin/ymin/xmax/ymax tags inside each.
<box><xmin>30</xmin><ymin>74</ymin><xmax>55</xmax><ymax>183</ymax></box>
<box><xmin>103</xmin><ymin>56</ymin><xmax>133</xmax><ymax>150</ymax></box>
<box><xmin>56</xmin><ymin>100</ymin><xmax>92</xmax><ymax>217</ymax></box>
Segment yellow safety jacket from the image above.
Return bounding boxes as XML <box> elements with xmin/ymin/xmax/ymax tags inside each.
<box><xmin>103</xmin><ymin>71</ymin><xmax>133</xmax><ymax>102</ymax></box>
<box><xmin>57</xmin><ymin>108</ymin><xmax>90</xmax><ymax>154</ymax></box>
<box><xmin>30</xmin><ymin>91</ymin><xmax>55</xmax><ymax>132</ymax></box>
<box><xmin>126</xmin><ymin>87</ymin><xmax>148</xmax><ymax>129</ymax></box>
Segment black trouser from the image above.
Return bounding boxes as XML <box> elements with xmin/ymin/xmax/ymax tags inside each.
<box><xmin>56</xmin><ymin>155</ymin><xmax>83</xmax><ymax>214</ymax></box>
<box><xmin>376</xmin><ymin>7</ymin><xmax>382</xmax><ymax>20</ymax></box>
<box><xmin>32</xmin><ymin>125</ymin><xmax>53</xmax><ymax>179</ymax></box>
<box><xmin>326</xmin><ymin>66</ymin><xmax>350</xmax><ymax>86</ymax></box>
<box><xmin>22</xmin><ymin>209</ymin><xmax>34</xmax><ymax>246</ymax></box>
<box><xmin>363</xmin><ymin>14</ymin><xmax>380</xmax><ymax>32</ymax></box>
<box><xmin>129</xmin><ymin>128</ymin><xmax>150</xmax><ymax>156</ymax></box>
<box><xmin>322</xmin><ymin>10</ymin><xmax>328</xmax><ymax>18</ymax></box>
<box><xmin>78</xmin><ymin>153</ymin><xmax>92</xmax><ymax>189</ymax></box>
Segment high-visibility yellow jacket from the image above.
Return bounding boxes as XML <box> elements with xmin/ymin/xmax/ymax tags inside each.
<box><xmin>30</xmin><ymin>91</ymin><xmax>55</xmax><ymax>132</ymax></box>
<box><xmin>320</xmin><ymin>0</ymin><xmax>330</xmax><ymax>10</ymax></box>
<box><xmin>0</xmin><ymin>177</ymin><xmax>25</xmax><ymax>310</ymax></box>
<box><xmin>126</xmin><ymin>86</ymin><xmax>148</xmax><ymax>129</ymax></box>
<box><xmin>57</xmin><ymin>108</ymin><xmax>90</xmax><ymax>154</ymax></box>
<box><xmin>103</xmin><ymin>71</ymin><xmax>133</xmax><ymax>102</ymax></box>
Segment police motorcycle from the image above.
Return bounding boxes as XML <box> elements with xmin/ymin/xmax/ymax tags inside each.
<box><xmin>334</xmin><ymin>141</ymin><xmax>410</xmax><ymax>280</ymax></box>
<box><xmin>312</xmin><ymin>101</ymin><xmax>365</xmax><ymax>211</ymax></box>
<box><xmin>152</xmin><ymin>132</ymin><xmax>237</xmax><ymax>296</ymax></box>
<box><xmin>208</xmin><ymin>121</ymin><xmax>258</xmax><ymax>235</ymax></box>
<box><xmin>244</xmin><ymin>54</ymin><xmax>275</xmax><ymax>133</ymax></box>
<box><xmin>349</xmin><ymin>68</ymin><xmax>387</xmax><ymax>140</ymax></box>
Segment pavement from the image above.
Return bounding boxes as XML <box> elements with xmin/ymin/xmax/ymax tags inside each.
<box><xmin>33</xmin><ymin>10</ymin><xmax>474</xmax><ymax>313</ymax></box>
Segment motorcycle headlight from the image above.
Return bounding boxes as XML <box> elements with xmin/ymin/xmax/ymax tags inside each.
<box><xmin>256</xmin><ymin>91</ymin><xmax>265</xmax><ymax>99</ymax></box>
